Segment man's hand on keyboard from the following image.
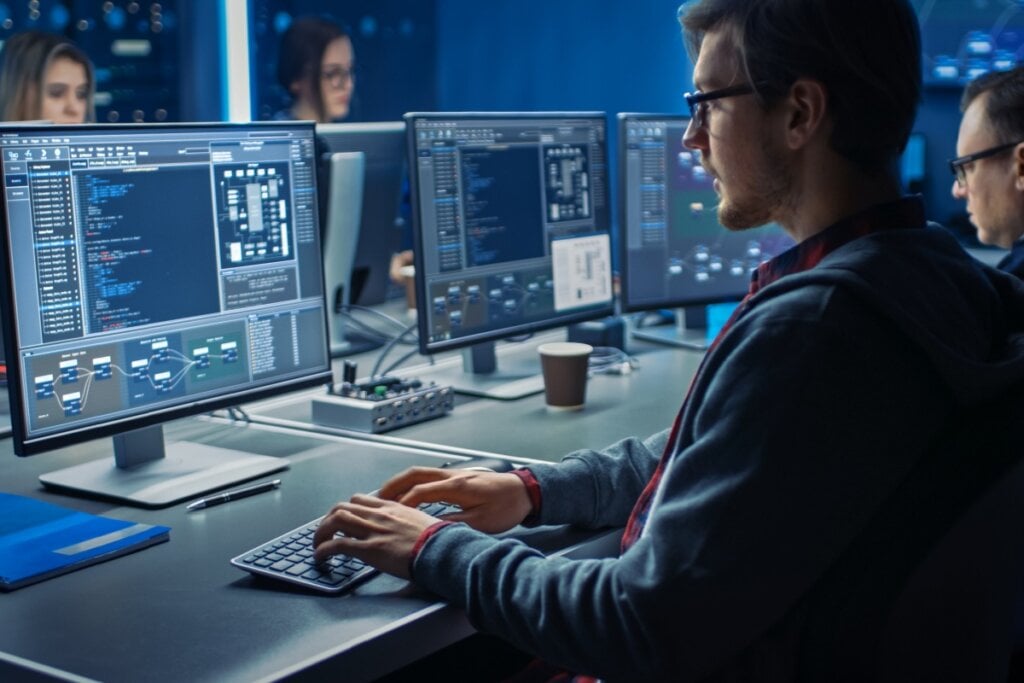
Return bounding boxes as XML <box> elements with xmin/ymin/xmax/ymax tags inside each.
<box><xmin>377</xmin><ymin>467</ymin><xmax>533</xmax><ymax>534</ymax></box>
<box><xmin>312</xmin><ymin>494</ymin><xmax>436</xmax><ymax>579</ymax></box>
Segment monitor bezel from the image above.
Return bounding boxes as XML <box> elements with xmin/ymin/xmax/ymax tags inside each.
<box><xmin>0</xmin><ymin>121</ymin><xmax>334</xmax><ymax>456</ymax></box>
<box><xmin>617</xmin><ymin>112</ymin><xmax>792</xmax><ymax>313</ymax></box>
<box><xmin>404</xmin><ymin>111</ymin><xmax>615</xmax><ymax>355</ymax></box>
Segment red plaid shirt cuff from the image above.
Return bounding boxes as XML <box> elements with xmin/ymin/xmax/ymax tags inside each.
<box><xmin>512</xmin><ymin>468</ymin><xmax>542</xmax><ymax>526</ymax></box>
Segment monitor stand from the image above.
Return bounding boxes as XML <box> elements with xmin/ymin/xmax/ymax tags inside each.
<box><xmin>39</xmin><ymin>424</ymin><xmax>288</xmax><ymax>508</ymax></box>
<box><xmin>420</xmin><ymin>341</ymin><xmax>546</xmax><ymax>400</ymax></box>
<box><xmin>631</xmin><ymin>306</ymin><xmax>710</xmax><ymax>351</ymax></box>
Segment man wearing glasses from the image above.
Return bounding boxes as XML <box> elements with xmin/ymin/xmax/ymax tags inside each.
<box><xmin>951</xmin><ymin>67</ymin><xmax>1024</xmax><ymax>277</ymax></box>
<box><xmin>311</xmin><ymin>1</ymin><xmax>1024</xmax><ymax>680</ymax></box>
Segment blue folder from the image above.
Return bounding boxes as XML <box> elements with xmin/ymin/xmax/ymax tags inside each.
<box><xmin>0</xmin><ymin>492</ymin><xmax>170</xmax><ymax>591</ymax></box>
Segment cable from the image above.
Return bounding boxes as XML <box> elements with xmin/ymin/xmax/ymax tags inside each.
<box><xmin>338</xmin><ymin>306</ymin><xmax>421</xmax><ymax>350</ymax></box>
<box><xmin>221</xmin><ymin>405</ymin><xmax>251</xmax><ymax>422</ymax></box>
<box><xmin>370</xmin><ymin>320</ymin><xmax>418</xmax><ymax>379</ymax></box>
<box><xmin>379</xmin><ymin>346</ymin><xmax>424</xmax><ymax>377</ymax></box>
<box><xmin>588</xmin><ymin>346</ymin><xmax>639</xmax><ymax>375</ymax></box>
<box><xmin>338</xmin><ymin>314</ymin><xmax>401</xmax><ymax>344</ymax></box>
<box><xmin>341</xmin><ymin>304</ymin><xmax>409</xmax><ymax>333</ymax></box>
<box><xmin>631</xmin><ymin>311</ymin><xmax>672</xmax><ymax>330</ymax></box>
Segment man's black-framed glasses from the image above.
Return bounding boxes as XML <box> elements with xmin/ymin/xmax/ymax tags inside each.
<box><xmin>949</xmin><ymin>140</ymin><xmax>1023</xmax><ymax>187</ymax></box>
<box><xmin>683</xmin><ymin>84</ymin><xmax>755</xmax><ymax>130</ymax></box>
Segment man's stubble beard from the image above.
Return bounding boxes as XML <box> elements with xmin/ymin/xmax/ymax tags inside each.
<box><xmin>717</xmin><ymin>133</ymin><xmax>793</xmax><ymax>231</ymax></box>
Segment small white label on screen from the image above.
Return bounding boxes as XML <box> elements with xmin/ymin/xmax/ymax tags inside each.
<box><xmin>551</xmin><ymin>233</ymin><xmax>612</xmax><ymax>312</ymax></box>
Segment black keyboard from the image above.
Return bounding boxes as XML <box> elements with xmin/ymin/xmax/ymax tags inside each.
<box><xmin>230</xmin><ymin>501</ymin><xmax>460</xmax><ymax>593</ymax></box>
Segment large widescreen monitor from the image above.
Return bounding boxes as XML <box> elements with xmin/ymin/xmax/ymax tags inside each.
<box><xmin>0</xmin><ymin>122</ymin><xmax>332</xmax><ymax>507</ymax></box>
<box><xmin>406</xmin><ymin>112</ymin><xmax>614</xmax><ymax>399</ymax></box>
<box><xmin>618</xmin><ymin>113</ymin><xmax>795</xmax><ymax>349</ymax></box>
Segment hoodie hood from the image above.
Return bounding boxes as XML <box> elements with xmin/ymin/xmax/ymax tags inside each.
<box><xmin>754</xmin><ymin>223</ymin><xmax>1024</xmax><ymax>406</ymax></box>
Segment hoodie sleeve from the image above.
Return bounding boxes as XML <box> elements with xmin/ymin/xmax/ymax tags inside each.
<box><xmin>411</xmin><ymin>287</ymin><xmax>954</xmax><ymax>681</ymax></box>
<box><xmin>520</xmin><ymin>428</ymin><xmax>670</xmax><ymax>529</ymax></box>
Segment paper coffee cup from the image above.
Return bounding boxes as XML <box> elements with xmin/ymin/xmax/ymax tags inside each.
<box><xmin>538</xmin><ymin>342</ymin><xmax>592</xmax><ymax>410</ymax></box>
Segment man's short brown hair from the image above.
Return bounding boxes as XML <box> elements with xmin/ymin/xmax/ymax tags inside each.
<box><xmin>961</xmin><ymin>67</ymin><xmax>1024</xmax><ymax>146</ymax></box>
<box><xmin>678</xmin><ymin>0</ymin><xmax>921</xmax><ymax>173</ymax></box>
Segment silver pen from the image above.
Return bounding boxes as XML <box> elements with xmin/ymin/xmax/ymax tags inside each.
<box><xmin>186</xmin><ymin>479</ymin><xmax>282</xmax><ymax>511</ymax></box>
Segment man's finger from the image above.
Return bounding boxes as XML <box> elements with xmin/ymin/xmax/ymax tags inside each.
<box><xmin>378</xmin><ymin>467</ymin><xmax>452</xmax><ymax>500</ymax></box>
<box><xmin>396</xmin><ymin>478</ymin><xmax>469</xmax><ymax>507</ymax></box>
<box><xmin>312</xmin><ymin>534</ymin><xmax>365</xmax><ymax>563</ymax></box>
<box><xmin>350</xmin><ymin>493</ymin><xmax>387</xmax><ymax>507</ymax></box>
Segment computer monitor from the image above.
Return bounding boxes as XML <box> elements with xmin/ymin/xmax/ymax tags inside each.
<box><xmin>405</xmin><ymin>112</ymin><xmax>614</xmax><ymax>399</ymax></box>
<box><xmin>0</xmin><ymin>122</ymin><xmax>332</xmax><ymax>507</ymax></box>
<box><xmin>321</xmin><ymin>151</ymin><xmax>365</xmax><ymax>356</ymax></box>
<box><xmin>618</xmin><ymin>113</ymin><xmax>795</xmax><ymax>349</ymax></box>
<box><xmin>901</xmin><ymin>132</ymin><xmax>925</xmax><ymax>194</ymax></box>
<box><xmin>316</xmin><ymin>121</ymin><xmax>406</xmax><ymax>307</ymax></box>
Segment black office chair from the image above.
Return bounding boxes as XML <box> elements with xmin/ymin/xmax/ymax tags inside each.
<box><xmin>797</xmin><ymin>385</ymin><xmax>1024</xmax><ymax>683</ymax></box>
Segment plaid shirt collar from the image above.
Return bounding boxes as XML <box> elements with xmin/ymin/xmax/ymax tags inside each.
<box><xmin>749</xmin><ymin>196</ymin><xmax>926</xmax><ymax>295</ymax></box>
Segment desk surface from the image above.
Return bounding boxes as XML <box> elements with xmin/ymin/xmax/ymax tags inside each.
<box><xmin>0</xmin><ymin>311</ymin><xmax>698</xmax><ymax>682</ymax></box>
<box><xmin>244</xmin><ymin>340</ymin><xmax>697</xmax><ymax>462</ymax></box>
<box><xmin>0</xmin><ymin>418</ymin><xmax>618</xmax><ymax>683</ymax></box>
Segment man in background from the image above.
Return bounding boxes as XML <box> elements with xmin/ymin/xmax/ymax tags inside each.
<box><xmin>952</xmin><ymin>66</ymin><xmax>1024</xmax><ymax>277</ymax></box>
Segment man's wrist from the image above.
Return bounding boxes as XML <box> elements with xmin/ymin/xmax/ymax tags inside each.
<box><xmin>511</xmin><ymin>468</ymin><xmax>542</xmax><ymax>526</ymax></box>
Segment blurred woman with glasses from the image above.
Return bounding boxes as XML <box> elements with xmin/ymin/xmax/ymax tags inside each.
<box><xmin>275</xmin><ymin>16</ymin><xmax>355</xmax><ymax>123</ymax></box>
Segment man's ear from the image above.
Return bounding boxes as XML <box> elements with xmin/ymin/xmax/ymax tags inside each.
<box><xmin>781</xmin><ymin>78</ymin><xmax>828</xmax><ymax>151</ymax></box>
<box><xmin>1014</xmin><ymin>143</ymin><xmax>1024</xmax><ymax>192</ymax></box>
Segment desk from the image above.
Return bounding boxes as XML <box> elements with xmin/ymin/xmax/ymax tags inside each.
<box><xmin>244</xmin><ymin>339</ymin><xmax>698</xmax><ymax>462</ymax></box>
<box><xmin>0</xmin><ymin>418</ymin><xmax>619</xmax><ymax>682</ymax></box>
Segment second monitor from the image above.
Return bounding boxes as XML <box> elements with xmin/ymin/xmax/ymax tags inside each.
<box><xmin>618</xmin><ymin>113</ymin><xmax>795</xmax><ymax>349</ymax></box>
<box><xmin>406</xmin><ymin>112</ymin><xmax>614</xmax><ymax>399</ymax></box>
<box><xmin>316</xmin><ymin>121</ymin><xmax>407</xmax><ymax>309</ymax></box>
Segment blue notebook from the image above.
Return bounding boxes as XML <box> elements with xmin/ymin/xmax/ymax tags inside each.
<box><xmin>0</xmin><ymin>492</ymin><xmax>170</xmax><ymax>591</ymax></box>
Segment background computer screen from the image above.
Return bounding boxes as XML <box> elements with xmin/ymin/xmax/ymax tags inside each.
<box><xmin>0</xmin><ymin>122</ymin><xmax>332</xmax><ymax>504</ymax></box>
<box><xmin>316</xmin><ymin>121</ymin><xmax>406</xmax><ymax>307</ymax></box>
<box><xmin>919</xmin><ymin>0</ymin><xmax>1024</xmax><ymax>86</ymax></box>
<box><xmin>407</xmin><ymin>112</ymin><xmax>614</xmax><ymax>351</ymax></box>
<box><xmin>902</xmin><ymin>132</ymin><xmax>926</xmax><ymax>194</ymax></box>
<box><xmin>618</xmin><ymin>114</ymin><xmax>795</xmax><ymax>314</ymax></box>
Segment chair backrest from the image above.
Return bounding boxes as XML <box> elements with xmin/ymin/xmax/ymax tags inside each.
<box><xmin>878</xmin><ymin>450</ymin><xmax>1024</xmax><ymax>682</ymax></box>
<box><xmin>798</xmin><ymin>384</ymin><xmax>1024</xmax><ymax>682</ymax></box>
